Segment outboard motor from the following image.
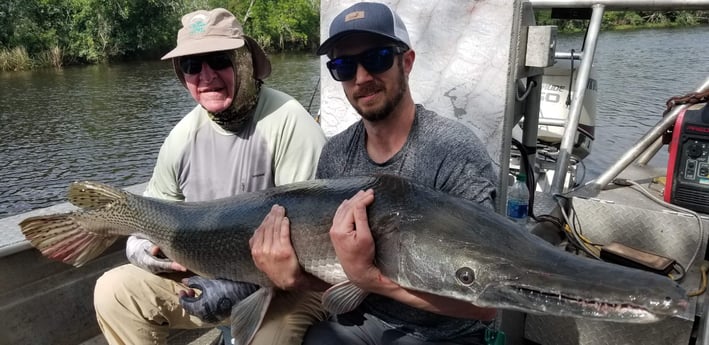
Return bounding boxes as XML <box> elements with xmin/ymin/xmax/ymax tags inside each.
<box><xmin>537</xmin><ymin>58</ymin><xmax>598</xmax><ymax>160</ymax></box>
<box><xmin>665</xmin><ymin>103</ymin><xmax>709</xmax><ymax>213</ymax></box>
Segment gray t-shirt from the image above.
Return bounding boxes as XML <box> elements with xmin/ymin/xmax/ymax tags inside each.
<box><xmin>316</xmin><ymin>104</ymin><xmax>498</xmax><ymax>340</ymax></box>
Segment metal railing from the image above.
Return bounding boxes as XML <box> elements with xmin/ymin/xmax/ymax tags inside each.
<box><xmin>530</xmin><ymin>0</ymin><xmax>709</xmax><ymax>9</ymax></box>
<box><xmin>528</xmin><ymin>0</ymin><xmax>709</xmax><ymax>195</ymax></box>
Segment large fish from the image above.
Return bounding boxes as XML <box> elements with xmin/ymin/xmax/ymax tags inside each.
<box><xmin>20</xmin><ymin>175</ymin><xmax>688</xmax><ymax>344</ymax></box>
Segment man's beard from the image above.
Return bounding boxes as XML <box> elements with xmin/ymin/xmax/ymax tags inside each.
<box><xmin>353</xmin><ymin>59</ymin><xmax>407</xmax><ymax>122</ymax></box>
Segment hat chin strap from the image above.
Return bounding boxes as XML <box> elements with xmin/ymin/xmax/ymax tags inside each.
<box><xmin>208</xmin><ymin>49</ymin><xmax>261</xmax><ymax>133</ymax></box>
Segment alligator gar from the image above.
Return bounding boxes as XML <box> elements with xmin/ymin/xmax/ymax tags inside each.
<box><xmin>19</xmin><ymin>174</ymin><xmax>688</xmax><ymax>344</ymax></box>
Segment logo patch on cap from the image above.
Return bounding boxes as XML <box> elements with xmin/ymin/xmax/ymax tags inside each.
<box><xmin>188</xmin><ymin>14</ymin><xmax>208</xmax><ymax>35</ymax></box>
<box><xmin>345</xmin><ymin>11</ymin><xmax>365</xmax><ymax>22</ymax></box>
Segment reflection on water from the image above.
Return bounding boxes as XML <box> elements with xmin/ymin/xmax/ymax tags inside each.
<box><xmin>587</xmin><ymin>27</ymin><xmax>709</xmax><ymax>179</ymax></box>
<box><xmin>1</xmin><ymin>27</ymin><xmax>708</xmax><ymax>218</ymax></box>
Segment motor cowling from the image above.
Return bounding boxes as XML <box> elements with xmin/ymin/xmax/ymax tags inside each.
<box><xmin>537</xmin><ymin>59</ymin><xmax>598</xmax><ymax>160</ymax></box>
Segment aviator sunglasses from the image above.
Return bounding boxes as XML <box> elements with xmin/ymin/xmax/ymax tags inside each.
<box><xmin>326</xmin><ymin>46</ymin><xmax>406</xmax><ymax>82</ymax></box>
<box><xmin>179</xmin><ymin>52</ymin><xmax>232</xmax><ymax>75</ymax></box>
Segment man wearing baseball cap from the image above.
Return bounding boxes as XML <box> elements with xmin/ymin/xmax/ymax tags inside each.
<box><xmin>303</xmin><ymin>2</ymin><xmax>499</xmax><ymax>344</ymax></box>
<box><xmin>93</xmin><ymin>8</ymin><xmax>327</xmax><ymax>345</ymax></box>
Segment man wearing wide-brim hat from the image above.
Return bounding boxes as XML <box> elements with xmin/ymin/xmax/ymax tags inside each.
<box><xmin>93</xmin><ymin>8</ymin><xmax>327</xmax><ymax>345</ymax></box>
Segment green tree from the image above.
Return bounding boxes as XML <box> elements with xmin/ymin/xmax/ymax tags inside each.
<box><xmin>222</xmin><ymin>0</ymin><xmax>319</xmax><ymax>51</ymax></box>
<box><xmin>66</xmin><ymin>0</ymin><xmax>190</xmax><ymax>63</ymax></box>
<box><xmin>1</xmin><ymin>0</ymin><xmax>70</xmax><ymax>56</ymax></box>
<box><xmin>534</xmin><ymin>9</ymin><xmax>708</xmax><ymax>32</ymax></box>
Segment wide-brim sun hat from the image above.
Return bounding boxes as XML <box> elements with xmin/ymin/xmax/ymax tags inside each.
<box><xmin>162</xmin><ymin>8</ymin><xmax>271</xmax><ymax>80</ymax></box>
<box><xmin>317</xmin><ymin>2</ymin><xmax>411</xmax><ymax>56</ymax></box>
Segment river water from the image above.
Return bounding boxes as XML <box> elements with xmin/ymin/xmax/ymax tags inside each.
<box><xmin>1</xmin><ymin>26</ymin><xmax>707</xmax><ymax>218</ymax></box>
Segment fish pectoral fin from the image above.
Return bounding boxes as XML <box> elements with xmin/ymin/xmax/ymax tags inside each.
<box><xmin>230</xmin><ymin>287</ymin><xmax>274</xmax><ymax>345</ymax></box>
<box><xmin>322</xmin><ymin>281</ymin><xmax>369</xmax><ymax>314</ymax></box>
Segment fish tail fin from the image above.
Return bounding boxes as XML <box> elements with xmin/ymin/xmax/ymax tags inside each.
<box><xmin>20</xmin><ymin>213</ymin><xmax>119</xmax><ymax>267</ymax></box>
<box><xmin>19</xmin><ymin>181</ymin><xmax>128</xmax><ymax>267</ymax></box>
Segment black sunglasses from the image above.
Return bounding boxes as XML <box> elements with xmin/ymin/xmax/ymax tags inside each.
<box><xmin>326</xmin><ymin>46</ymin><xmax>406</xmax><ymax>82</ymax></box>
<box><xmin>179</xmin><ymin>53</ymin><xmax>233</xmax><ymax>75</ymax></box>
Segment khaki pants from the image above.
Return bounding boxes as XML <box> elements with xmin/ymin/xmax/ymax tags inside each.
<box><xmin>94</xmin><ymin>264</ymin><xmax>327</xmax><ymax>345</ymax></box>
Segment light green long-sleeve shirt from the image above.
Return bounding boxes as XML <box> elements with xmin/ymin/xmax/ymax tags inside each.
<box><xmin>145</xmin><ymin>87</ymin><xmax>326</xmax><ymax>202</ymax></box>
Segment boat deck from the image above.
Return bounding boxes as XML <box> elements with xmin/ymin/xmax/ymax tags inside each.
<box><xmin>521</xmin><ymin>162</ymin><xmax>708</xmax><ymax>345</ymax></box>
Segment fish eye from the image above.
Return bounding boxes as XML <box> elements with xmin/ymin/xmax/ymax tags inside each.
<box><xmin>456</xmin><ymin>267</ymin><xmax>475</xmax><ymax>285</ymax></box>
<box><xmin>663</xmin><ymin>296</ymin><xmax>673</xmax><ymax>307</ymax></box>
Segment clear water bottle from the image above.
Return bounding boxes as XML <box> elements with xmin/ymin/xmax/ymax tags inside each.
<box><xmin>506</xmin><ymin>173</ymin><xmax>529</xmax><ymax>225</ymax></box>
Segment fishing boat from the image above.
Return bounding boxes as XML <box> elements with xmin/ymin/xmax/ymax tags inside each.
<box><xmin>1</xmin><ymin>0</ymin><xmax>708</xmax><ymax>344</ymax></box>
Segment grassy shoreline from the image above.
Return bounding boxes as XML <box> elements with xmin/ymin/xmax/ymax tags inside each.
<box><xmin>1</xmin><ymin>22</ymin><xmax>706</xmax><ymax>73</ymax></box>
<box><xmin>1</xmin><ymin>46</ymin><xmax>63</xmax><ymax>72</ymax></box>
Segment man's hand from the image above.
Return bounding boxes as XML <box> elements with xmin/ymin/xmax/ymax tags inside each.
<box><xmin>249</xmin><ymin>205</ymin><xmax>306</xmax><ymax>290</ymax></box>
<box><xmin>329</xmin><ymin>190</ymin><xmax>497</xmax><ymax>320</ymax></box>
<box><xmin>179</xmin><ymin>276</ymin><xmax>259</xmax><ymax>323</ymax></box>
<box><xmin>126</xmin><ymin>236</ymin><xmax>187</xmax><ymax>274</ymax></box>
<box><xmin>329</xmin><ymin>189</ymin><xmax>393</xmax><ymax>291</ymax></box>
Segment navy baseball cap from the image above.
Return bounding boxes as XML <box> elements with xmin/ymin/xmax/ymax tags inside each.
<box><xmin>317</xmin><ymin>2</ymin><xmax>411</xmax><ymax>56</ymax></box>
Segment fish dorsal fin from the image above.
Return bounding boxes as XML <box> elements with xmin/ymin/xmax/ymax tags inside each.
<box><xmin>230</xmin><ymin>287</ymin><xmax>273</xmax><ymax>345</ymax></box>
<box><xmin>68</xmin><ymin>181</ymin><xmax>126</xmax><ymax>209</ymax></box>
<box><xmin>322</xmin><ymin>280</ymin><xmax>369</xmax><ymax>314</ymax></box>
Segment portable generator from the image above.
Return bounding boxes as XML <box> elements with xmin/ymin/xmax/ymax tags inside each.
<box><xmin>665</xmin><ymin>102</ymin><xmax>709</xmax><ymax>213</ymax></box>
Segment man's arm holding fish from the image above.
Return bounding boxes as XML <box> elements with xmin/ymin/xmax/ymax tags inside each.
<box><xmin>250</xmin><ymin>205</ymin><xmax>331</xmax><ymax>291</ymax></box>
<box><xmin>329</xmin><ymin>189</ymin><xmax>497</xmax><ymax>321</ymax></box>
<box><xmin>126</xmin><ymin>236</ymin><xmax>187</xmax><ymax>273</ymax></box>
<box><xmin>125</xmin><ymin>137</ymin><xmax>191</xmax><ymax>274</ymax></box>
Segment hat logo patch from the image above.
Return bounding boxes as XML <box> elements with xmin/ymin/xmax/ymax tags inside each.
<box><xmin>188</xmin><ymin>14</ymin><xmax>208</xmax><ymax>35</ymax></box>
<box><xmin>344</xmin><ymin>11</ymin><xmax>365</xmax><ymax>22</ymax></box>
